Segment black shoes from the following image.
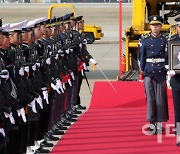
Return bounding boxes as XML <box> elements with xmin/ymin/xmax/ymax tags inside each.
<box><xmin>48</xmin><ymin>129</ymin><xmax>64</xmax><ymax>135</ymax></box>
<box><xmin>61</xmin><ymin>121</ymin><xmax>71</xmax><ymax>126</ymax></box>
<box><xmin>177</xmin><ymin>141</ymin><xmax>180</xmax><ymax>147</ymax></box>
<box><xmin>35</xmin><ymin>147</ymin><xmax>49</xmax><ymax>153</ymax></box>
<box><xmin>54</xmin><ymin>123</ymin><xmax>68</xmax><ymax>130</ymax></box>
<box><xmin>40</xmin><ymin>140</ymin><xmax>53</xmax><ymax>147</ymax></box>
<box><xmin>67</xmin><ymin>111</ymin><xmax>78</xmax><ymax>118</ymax></box>
<box><xmin>45</xmin><ymin>134</ymin><xmax>59</xmax><ymax>141</ymax></box>
<box><xmin>76</xmin><ymin>104</ymin><xmax>86</xmax><ymax>110</ymax></box>
<box><xmin>148</xmin><ymin>124</ymin><xmax>157</xmax><ymax>135</ymax></box>
<box><xmin>148</xmin><ymin>122</ymin><xmax>164</xmax><ymax>135</ymax></box>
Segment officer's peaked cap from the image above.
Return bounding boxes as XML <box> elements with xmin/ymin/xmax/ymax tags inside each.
<box><xmin>10</xmin><ymin>20</ymin><xmax>28</xmax><ymax>32</ymax></box>
<box><xmin>148</xmin><ymin>15</ymin><xmax>163</xmax><ymax>25</ymax></box>
<box><xmin>27</xmin><ymin>19</ymin><xmax>37</xmax><ymax>29</ymax></box>
<box><xmin>34</xmin><ymin>17</ymin><xmax>47</xmax><ymax>27</ymax></box>
<box><xmin>2</xmin><ymin>23</ymin><xmax>10</xmax><ymax>36</ymax></box>
<box><xmin>75</xmin><ymin>16</ymin><xmax>83</xmax><ymax>22</ymax></box>
<box><xmin>62</xmin><ymin>13</ymin><xmax>72</xmax><ymax>22</ymax></box>
<box><xmin>39</xmin><ymin>17</ymin><xmax>48</xmax><ymax>25</ymax></box>
<box><xmin>22</xmin><ymin>20</ymin><xmax>31</xmax><ymax>32</ymax></box>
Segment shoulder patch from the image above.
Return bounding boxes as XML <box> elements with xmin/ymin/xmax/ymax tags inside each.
<box><xmin>168</xmin><ymin>34</ymin><xmax>177</xmax><ymax>41</ymax></box>
<box><xmin>141</xmin><ymin>33</ymin><xmax>151</xmax><ymax>39</ymax></box>
<box><xmin>162</xmin><ymin>33</ymin><xmax>170</xmax><ymax>39</ymax></box>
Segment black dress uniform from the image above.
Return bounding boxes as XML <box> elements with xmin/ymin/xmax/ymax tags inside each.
<box><xmin>138</xmin><ymin>15</ymin><xmax>169</xmax><ymax>125</ymax></box>
<box><xmin>169</xmin><ymin>17</ymin><xmax>180</xmax><ymax>137</ymax></box>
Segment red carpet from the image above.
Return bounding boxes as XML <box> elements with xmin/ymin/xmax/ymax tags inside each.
<box><xmin>51</xmin><ymin>81</ymin><xmax>180</xmax><ymax>154</ymax></box>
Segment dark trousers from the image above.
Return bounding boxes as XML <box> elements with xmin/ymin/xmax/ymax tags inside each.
<box><xmin>48</xmin><ymin>92</ymin><xmax>65</xmax><ymax>130</ymax></box>
<box><xmin>172</xmin><ymin>87</ymin><xmax>180</xmax><ymax>123</ymax></box>
<box><xmin>0</xmin><ymin>133</ymin><xmax>6</xmax><ymax>154</ymax></box>
<box><xmin>18</xmin><ymin>124</ymin><xmax>28</xmax><ymax>154</ymax></box>
<box><xmin>71</xmin><ymin>76</ymin><xmax>79</xmax><ymax>106</ymax></box>
<box><xmin>76</xmin><ymin>74</ymin><xmax>83</xmax><ymax>105</ymax></box>
<box><xmin>37</xmin><ymin>100</ymin><xmax>50</xmax><ymax>141</ymax></box>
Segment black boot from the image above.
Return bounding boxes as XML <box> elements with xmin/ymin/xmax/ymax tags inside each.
<box><xmin>75</xmin><ymin>104</ymin><xmax>86</xmax><ymax>110</ymax></box>
<box><xmin>44</xmin><ymin>134</ymin><xmax>59</xmax><ymax>141</ymax></box>
<box><xmin>35</xmin><ymin>147</ymin><xmax>49</xmax><ymax>153</ymax></box>
<box><xmin>40</xmin><ymin>140</ymin><xmax>54</xmax><ymax>147</ymax></box>
<box><xmin>148</xmin><ymin>121</ymin><xmax>157</xmax><ymax>134</ymax></box>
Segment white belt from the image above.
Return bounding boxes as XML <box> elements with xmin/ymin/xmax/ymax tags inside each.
<box><xmin>146</xmin><ymin>58</ymin><xmax>165</xmax><ymax>63</ymax></box>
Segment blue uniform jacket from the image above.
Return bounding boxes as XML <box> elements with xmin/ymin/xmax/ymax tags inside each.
<box><xmin>138</xmin><ymin>33</ymin><xmax>168</xmax><ymax>82</ymax></box>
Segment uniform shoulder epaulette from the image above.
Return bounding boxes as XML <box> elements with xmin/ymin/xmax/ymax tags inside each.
<box><xmin>162</xmin><ymin>33</ymin><xmax>170</xmax><ymax>39</ymax></box>
<box><xmin>141</xmin><ymin>33</ymin><xmax>151</xmax><ymax>39</ymax></box>
<box><xmin>168</xmin><ymin>34</ymin><xmax>177</xmax><ymax>41</ymax></box>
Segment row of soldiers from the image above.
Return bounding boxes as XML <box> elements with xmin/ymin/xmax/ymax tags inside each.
<box><xmin>0</xmin><ymin>12</ymin><xmax>97</xmax><ymax>154</ymax></box>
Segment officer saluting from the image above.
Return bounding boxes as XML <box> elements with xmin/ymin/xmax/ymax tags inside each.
<box><xmin>167</xmin><ymin>16</ymin><xmax>180</xmax><ymax>146</ymax></box>
<box><xmin>138</xmin><ymin>15</ymin><xmax>169</xmax><ymax>133</ymax></box>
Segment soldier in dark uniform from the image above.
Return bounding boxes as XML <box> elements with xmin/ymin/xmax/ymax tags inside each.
<box><xmin>0</xmin><ymin>19</ymin><xmax>7</xmax><ymax>154</ymax></box>
<box><xmin>1</xmin><ymin>22</ymin><xmax>22</xmax><ymax>154</ymax></box>
<box><xmin>138</xmin><ymin>15</ymin><xmax>169</xmax><ymax>134</ymax></box>
<box><xmin>73</xmin><ymin>16</ymin><xmax>97</xmax><ymax>110</ymax></box>
<box><xmin>167</xmin><ymin>16</ymin><xmax>180</xmax><ymax>146</ymax></box>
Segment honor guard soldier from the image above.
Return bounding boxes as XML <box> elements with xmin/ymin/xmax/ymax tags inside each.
<box><xmin>74</xmin><ymin>16</ymin><xmax>97</xmax><ymax>110</ymax></box>
<box><xmin>138</xmin><ymin>15</ymin><xmax>169</xmax><ymax>134</ymax></box>
<box><xmin>167</xmin><ymin>16</ymin><xmax>180</xmax><ymax>146</ymax></box>
<box><xmin>0</xmin><ymin>19</ymin><xmax>8</xmax><ymax>154</ymax></box>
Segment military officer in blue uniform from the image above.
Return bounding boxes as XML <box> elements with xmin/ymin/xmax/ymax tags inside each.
<box><xmin>138</xmin><ymin>15</ymin><xmax>169</xmax><ymax>133</ymax></box>
<box><xmin>168</xmin><ymin>16</ymin><xmax>180</xmax><ymax>146</ymax></box>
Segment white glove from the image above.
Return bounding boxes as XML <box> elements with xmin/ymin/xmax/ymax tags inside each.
<box><xmin>166</xmin><ymin>71</ymin><xmax>175</xmax><ymax>89</ymax></box>
<box><xmin>70</xmin><ymin>72</ymin><xmax>75</xmax><ymax>80</ymax></box>
<box><xmin>83</xmin><ymin>63</ymin><xmax>88</xmax><ymax>70</ymax></box>
<box><xmin>29</xmin><ymin>98</ymin><xmax>37</xmax><ymax>113</ymax></box>
<box><xmin>65</xmin><ymin>49</ymin><xmax>70</xmax><ymax>54</ymax></box>
<box><xmin>55</xmin><ymin>80</ymin><xmax>62</xmax><ymax>94</ymax></box>
<box><xmin>4</xmin><ymin>112</ymin><xmax>15</xmax><ymax>124</ymax></box>
<box><xmin>51</xmin><ymin>82</ymin><xmax>56</xmax><ymax>90</ymax></box>
<box><xmin>36</xmin><ymin>63</ymin><xmax>41</xmax><ymax>68</ymax></box>
<box><xmin>0</xmin><ymin>70</ymin><xmax>9</xmax><ymax>80</ymax></box>
<box><xmin>24</xmin><ymin>66</ymin><xmax>29</xmax><ymax>73</ymax></box>
<box><xmin>58</xmin><ymin>49</ymin><xmax>63</xmax><ymax>54</ymax></box>
<box><xmin>62</xmin><ymin>83</ymin><xmax>66</xmax><ymax>90</ymax></box>
<box><xmin>55</xmin><ymin>54</ymin><xmax>59</xmax><ymax>60</ymax></box>
<box><xmin>68</xmin><ymin>79</ymin><xmax>72</xmax><ymax>86</ymax></box>
<box><xmin>56</xmin><ymin>79</ymin><xmax>64</xmax><ymax>93</ymax></box>
<box><xmin>46</xmin><ymin>58</ymin><xmax>51</xmax><ymax>65</ymax></box>
<box><xmin>79</xmin><ymin>43</ymin><xmax>82</xmax><ymax>48</ymax></box>
<box><xmin>48</xmin><ymin>44</ymin><xmax>52</xmax><ymax>50</ymax></box>
<box><xmin>167</xmin><ymin>70</ymin><xmax>176</xmax><ymax>77</ymax></box>
<box><xmin>89</xmin><ymin>58</ymin><xmax>97</xmax><ymax>65</ymax></box>
<box><xmin>32</xmin><ymin>64</ymin><xmax>36</xmax><ymax>71</ymax></box>
<box><xmin>165</xmin><ymin>65</ymin><xmax>169</xmax><ymax>70</ymax></box>
<box><xmin>42</xmin><ymin>90</ymin><xmax>49</xmax><ymax>104</ymax></box>
<box><xmin>19</xmin><ymin>67</ymin><xmax>24</xmax><ymax>76</ymax></box>
<box><xmin>17</xmin><ymin>108</ymin><xmax>27</xmax><ymax>123</ymax></box>
<box><xmin>81</xmin><ymin>70</ymin><xmax>84</xmax><ymax>76</ymax></box>
<box><xmin>0</xmin><ymin>128</ymin><xmax>5</xmax><ymax>137</ymax></box>
<box><xmin>36</xmin><ymin>95</ymin><xmax>43</xmax><ymax>109</ymax></box>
